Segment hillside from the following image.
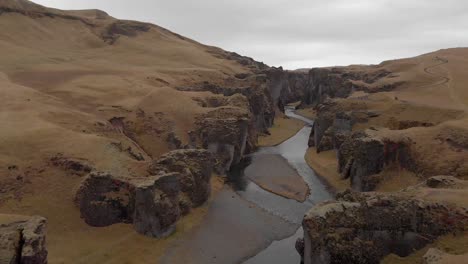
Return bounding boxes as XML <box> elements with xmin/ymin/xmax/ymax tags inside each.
<box><xmin>0</xmin><ymin>0</ymin><xmax>273</xmax><ymax>262</ymax></box>
<box><xmin>293</xmin><ymin>48</ymin><xmax>468</xmax><ymax>264</ymax></box>
<box><xmin>1</xmin><ymin>1</ymin><xmax>467</xmax><ymax>264</ymax></box>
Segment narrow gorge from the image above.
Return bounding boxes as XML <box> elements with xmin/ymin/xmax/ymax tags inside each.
<box><xmin>0</xmin><ymin>1</ymin><xmax>467</xmax><ymax>264</ymax></box>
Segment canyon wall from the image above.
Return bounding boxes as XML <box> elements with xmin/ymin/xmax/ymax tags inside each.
<box><xmin>75</xmin><ymin>149</ymin><xmax>213</xmax><ymax>238</ymax></box>
<box><xmin>298</xmin><ymin>190</ymin><xmax>467</xmax><ymax>264</ymax></box>
<box><xmin>265</xmin><ymin>66</ymin><xmax>399</xmax><ymax>110</ymax></box>
<box><xmin>0</xmin><ymin>215</ymin><xmax>48</xmax><ymax>264</ymax></box>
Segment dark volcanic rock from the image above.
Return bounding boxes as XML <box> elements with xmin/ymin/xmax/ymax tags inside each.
<box><xmin>178</xmin><ymin>81</ymin><xmax>275</xmax><ymax>169</ymax></box>
<box><xmin>337</xmin><ymin>131</ymin><xmax>414</xmax><ymax>191</ymax></box>
<box><xmin>425</xmin><ymin>175</ymin><xmax>466</xmax><ymax>189</ymax></box>
<box><xmin>149</xmin><ymin>149</ymin><xmax>214</xmax><ymax>207</ymax></box>
<box><xmin>75</xmin><ymin>149</ymin><xmax>213</xmax><ymax>238</ymax></box>
<box><xmin>132</xmin><ymin>174</ymin><xmax>181</xmax><ymax>237</ymax></box>
<box><xmin>338</xmin><ymin>132</ymin><xmax>385</xmax><ymax>191</ymax></box>
<box><xmin>75</xmin><ymin>172</ymin><xmax>134</xmax><ymax>227</ymax></box>
<box><xmin>266</xmin><ymin>68</ymin><xmax>309</xmax><ymax>108</ymax></box>
<box><xmin>195</xmin><ymin>108</ymin><xmax>251</xmax><ymax>172</ymax></box>
<box><xmin>0</xmin><ymin>215</ymin><xmax>48</xmax><ymax>264</ymax></box>
<box><xmin>305</xmin><ymin>68</ymin><xmax>355</xmax><ymax>106</ymax></box>
<box><xmin>299</xmin><ymin>192</ymin><xmax>467</xmax><ymax>264</ymax></box>
<box><xmin>311</xmin><ymin>100</ymin><xmax>356</xmax><ymax>153</ymax></box>
<box><xmin>267</xmin><ymin>66</ymin><xmax>402</xmax><ymax>113</ymax></box>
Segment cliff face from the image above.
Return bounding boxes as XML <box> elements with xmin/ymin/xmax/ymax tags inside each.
<box><xmin>75</xmin><ymin>149</ymin><xmax>214</xmax><ymax>238</ymax></box>
<box><xmin>266</xmin><ymin>68</ymin><xmax>310</xmax><ymax>108</ymax></box>
<box><xmin>0</xmin><ymin>215</ymin><xmax>48</xmax><ymax>264</ymax></box>
<box><xmin>298</xmin><ymin>50</ymin><xmax>468</xmax><ymax>263</ymax></box>
<box><xmin>177</xmin><ymin>74</ymin><xmax>276</xmax><ymax>171</ymax></box>
<box><xmin>266</xmin><ymin>65</ymin><xmax>401</xmax><ymax>111</ymax></box>
<box><xmin>298</xmin><ymin>190</ymin><xmax>467</xmax><ymax>264</ymax></box>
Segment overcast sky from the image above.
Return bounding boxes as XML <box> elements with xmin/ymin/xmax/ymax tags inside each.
<box><xmin>34</xmin><ymin>0</ymin><xmax>468</xmax><ymax>69</ymax></box>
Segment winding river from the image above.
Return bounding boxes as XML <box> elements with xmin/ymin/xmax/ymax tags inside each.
<box><xmin>161</xmin><ymin>107</ymin><xmax>332</xmax><ymax>264</ymax></box>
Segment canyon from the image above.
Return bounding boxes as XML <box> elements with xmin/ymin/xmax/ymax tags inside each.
<box><xmin>0</xmin><ymin>0</ymin><xmax>467</xmax><ymax>263</ymax></box>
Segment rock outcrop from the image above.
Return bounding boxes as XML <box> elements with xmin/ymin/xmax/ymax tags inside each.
<box><xmin>298</xmin><ymin>191</ymin><xmax>467</xmax><ymax>264</ymax></box>
<box><xmin>266</xmin><ymin>66</ymin><xmax>402</xmax><ymax>112</ymax></box>
<box><xmin>148</xmin><ymin>149</ymin><xmax>213</xmax><ymax>208</ymax></box>
<box><xmin>0</xmin><ymin>215</ymin><xmax>48</xmax><ymax>264</ymax></box>
<box><xmin>194</xmin><ymin>107</ymin><xmax>251</xmax><ymax>173</ymax></box>
<box><xmin>75</xmin><ymin>149</ymin><xmax>213</xmax><ymax>238</ymax></box>
<box><xmin>266</xmin><ymin>67</ymin><xmax>309</xmax><ymax>108</ymax></box>
<box><xmin>179</xmin><ymin>80</ymin><xmax>276</xmax><ymax>171</ymax></box>
<box><xmin>309</xmin><ymin>99</ymin><xmax>376</xmax><ymax>153</ymax></box>
<box><xmin>311</xmin><ymin>105</ymin><xmax>355</xmax><ymax>152</ymax></box>
<box><xmin>178</xmin><ymin>82</ymin><xmax>275</xmax><ymax>136</ymax></box>
<box><xmin>338</xmin><ymin>131</ymin><xmax>414</xmax><ymax>191</ymax></box>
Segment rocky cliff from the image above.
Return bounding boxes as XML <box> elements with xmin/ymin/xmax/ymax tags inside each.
<box><xmin>0</xmin><ymin>215</ymin><xmax>48</xmax><ymax>264</ymax></box>
<box><xmin>75</xmin><ymin>149</ymin><xmax>213</xmax><ymax>238</ymax></box>
<box><xmin>297</xmin><ymin>190</ymin><xmax>467</xmax><ymax>264</ymax></box>
<box><xmin>266</xmin><ymin>64</ymin><xmax>402</xmax><ymax>111</ymax></box>
<box><xmin>176</xmin><ymin>74</ymin><xmax>276</xmax><ymax>171</ymax></box>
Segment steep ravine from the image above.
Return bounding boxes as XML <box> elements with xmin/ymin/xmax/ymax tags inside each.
<box><xmin>159</xmin><ymin>108</ymin><xmax>332</xmax><ymax>264</ymax></box>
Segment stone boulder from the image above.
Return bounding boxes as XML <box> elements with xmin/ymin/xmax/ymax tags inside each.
<box><xmin>298</xmin><ymin>192</ymin><xmax>467</xmax><ymax>264</ymax></box>
<box><xmin>75</xmin><ymin>149</ymin><xmax>213</xmax><ymax>238</ymax></box>
<box><xmin>425</xmin><ymin>175</ymin><xmax>467</xmax><ymax>189</ymax></box>
<box><xmin>74</xmin><ymin>172</ymin><xmax>134</xmax><ymax>227</ymax></box>
<box><xmin>148</xmin><ymin>149</ymin><xmax>214</xmax><ymax>207</ymax></box>
<box><xmin>0</xmin><ymin>215</ymin><xmax>47</xmax><ymax>264</ymax></box>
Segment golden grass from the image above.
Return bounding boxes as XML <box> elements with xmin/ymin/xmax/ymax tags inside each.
<box><xmin>304</xmin><ymin>147</ymin><xmax>349</xmax><ymax>193</ymax></box>
<box><xmin>258</xmin><ymin>115</ymin><xmax>304</xmax><ymax>146</ymax></box>
<box><xmin>296</xmin><ymin>108</ymin><xmax>316</xmax><ymax>119</ymax></box>
<box><xmin>375</xmin><ymin>167</ymin><xmax>420</xmax><ymax>192</ymax></box>
<box><xmin>381</xmin><ymin>231</ymin><xmax>468</xmax><ymax>264</ymax></box>
<box><xmin>0</xmin><ymin>168</ymin><xmax>224</xmax><ymax>264</ymax></box>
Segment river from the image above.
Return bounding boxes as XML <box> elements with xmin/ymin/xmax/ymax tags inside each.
<box><xmin>160</xmin><ymin>107</ymin><xmax>332</xmax><ymax>264</ymax></box>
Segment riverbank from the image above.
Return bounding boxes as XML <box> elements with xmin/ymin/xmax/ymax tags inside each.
<box><xmin>160</xmin><ymin>109</ymin><xmax>331</xmax><ymax>264</ymax></box>
<box><xmin>0</xmin><ymin>170</ymin><xmax>225</xmax><ymax>264</ymax></box>
<box><xmin>258</xmin><ymin>114</ymin><xmax>304</xmax><ymax>147</ymax></box>
<box><xmin>304</xmin><ymin>147</ymin><xmax>349</xmax><ymax>193</ymax></box>
<box><xmin>296</xmin><ymin>107</ymin><xmax>316</xmax><ymax>120</ymax></box>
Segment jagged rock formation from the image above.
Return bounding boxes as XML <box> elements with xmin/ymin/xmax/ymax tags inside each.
<box><xmin>266</xmin><ymin>67</ymin><xmax>309</xmax><ymax>108</ymax></box>
<box><xmin>0</xmin><ymin>215</ymin><xmax>47</xmax><ymax>264</ymax></box>
<box><xmin>308</xmin><ymin>99</ymin><xmax>378</xmax><ymax>152</ymax></box>
<box><xmin>338</xmin><ymin>131</ymin><xmax>415</xmax><ymax>191</ymax></box>
<box><xmin>177</xmin><ymin>80</ymin><xmax>276</xmax><ymax>171</ymax></box>
<box><xmin>193</xmin><ymin>108</ymin><xmax>250</xmax><ymax>172</ymax></box>
<box><xmin>266</xmin><ymin>65</ymin><xmax>403</xmax><ymax>110</ymax></box>
<box><xmin>75</xmin><ymin>149</ymin><xmax>213</xmax><ymax>238</ymax></box>
<box><xmin>179</xmin><ymin>81</ymin><xmax>275</xmax><ymax>135</ymax></box>
<box><xmin>148</xmin><ymin>149</ymin><xmax>213</xmax><ymax>208</ymax></box>
<box><xmin>298</xmin><ymin>191</ymin><xmax>467</xmax><ymax>264</ymax></box>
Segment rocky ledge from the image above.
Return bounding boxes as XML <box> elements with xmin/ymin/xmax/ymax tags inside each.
<box><xmin>338</xmin><ymin>130</ymin><xmax>414</xmax><ymax>191</ymax></box>
<box><xmin>266</xmin><ymin>65</ymin><xmax>402</xmax><ymax>109</ymax></box>
<box><xmin>75</xmin><ymin>149</ymin><xmax>213</xmax><ymax>238</ymax></box>
<box><xmin>0</xmin><ymin>215</ymin><xmax>48</xmax><ymax>264</ymax></box>
<box><xmin>297</xmin><ymin>190</ymin><xmax>467</xmax><ymax>264</ymax></box>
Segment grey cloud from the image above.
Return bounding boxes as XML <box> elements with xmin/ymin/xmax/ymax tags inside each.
<box><xmin>34</xmin><ymin>0</ymin><xmax>468</xmax><ymax>68</ymax></box>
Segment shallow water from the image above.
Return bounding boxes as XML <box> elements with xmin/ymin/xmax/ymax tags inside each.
<box><xmin>160</xmin><ymin>107</ymin><xmax>332</xmax><ymax>264</ymax></box>
<box><xmin>241</xmin><ymin>108</ymin><xmax>332</xmax><ymax>264</ymax></box>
